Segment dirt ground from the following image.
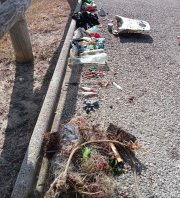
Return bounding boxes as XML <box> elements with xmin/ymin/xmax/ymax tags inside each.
<box><xmin>47</xmin><ymin>0</ymin><xmax>180</xmax><ymax>197</ymax></box>
<box><xmin>0</xmin><ymin>0</ymin><xmax>76</xmax><ymax>197</ymax></box>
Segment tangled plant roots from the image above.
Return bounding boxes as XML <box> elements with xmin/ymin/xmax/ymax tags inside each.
<box><xmin>82</xmin><ymin>150</ymin><xmax>110</xmax><ymax>174</ymax></box>
<box><xmin>45</xmin><ymin>117</ymin><xmax>141</xmax><ymax>198</ymax></box>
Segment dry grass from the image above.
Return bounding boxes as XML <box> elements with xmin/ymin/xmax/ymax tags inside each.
<box><xmin>0</xmin><ymin>0</ymin><xmax>70</xmax><ymax>61</ymax></box>
<box><xmin>0</xmin><ymin>1</ymin><xmax>71</xmax><ymax>197</ymax></box>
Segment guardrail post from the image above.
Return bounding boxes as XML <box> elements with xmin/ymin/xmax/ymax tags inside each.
<box><xmin>0</xmin><ymin>0</ymin><xmax>33</xmax><ymax>63</ymax></box>
<box><xmin>9</xmin><ymin>16</ymin><xmax>34</xmax><ymax>63</ymax></box>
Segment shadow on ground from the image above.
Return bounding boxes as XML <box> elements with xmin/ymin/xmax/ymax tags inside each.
<box><xmin>119</xmin><ymin>33</ymin><xmax>153</xmax><ymax>43</ymax></box>
<box><xmin>118</xmin><ymin>147</ymin><xmax>146</xmax><ymax>174</ymax></box>
<box><xmin>60</xmin><ymin>64</ymin><xmax>83</xmax><ymax>122</ymax></box>
<box><xmin>0</xmin><ymin>0</ymin><xmax>78</xmax><ymax>197</ymax></box>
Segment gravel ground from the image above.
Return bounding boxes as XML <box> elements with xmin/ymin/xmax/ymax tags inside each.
<box><xmin>0</xmin><ymin>0</ymin><xmax>72</xmax><ymax>197</ymax></box>
<box><xmin>60</xmin><ymin>0</ymin><xmax>180</xmax><ymax>197</ymax></box>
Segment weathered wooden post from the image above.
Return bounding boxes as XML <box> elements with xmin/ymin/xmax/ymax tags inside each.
<box><xmin>0</xmin><ymin>0</ymin><xmax>33</xmax><ymax>63</ymax></box>
<box><xmin>9</xmin><ymin>16</ymin><xmax>34</xmax><ymax>63</ymax></box>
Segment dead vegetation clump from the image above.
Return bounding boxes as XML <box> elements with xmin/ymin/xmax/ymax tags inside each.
<box><xmin>44</xmin><ymin>116</ymin><xmax>141</xmax><ymax>198</ymax></box>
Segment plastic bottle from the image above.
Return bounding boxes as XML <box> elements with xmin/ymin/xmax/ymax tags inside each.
<box><xmin>70</xmin><ymin>43</ymin><xmax>79</xmax><ymax>57</ymax></box>
<box><xmin>73</xmin><ymin>27</ymin><xmax>89</xmax><ymax>39</ymax></box>
<box><xmin>80</xmin><ymin>49</ymin><xmax>104</xmax><ymax>56</ymax></box>
<box><xmin>71</xmin><ymin>53</ymin><xmax>107</xmax><ymax>64</ymax></box>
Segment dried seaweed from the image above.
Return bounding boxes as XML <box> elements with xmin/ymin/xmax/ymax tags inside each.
<box><xmin>45</xmin><ymin>117</ymin><xmax>141</xmax><ymax>198</ymax></box>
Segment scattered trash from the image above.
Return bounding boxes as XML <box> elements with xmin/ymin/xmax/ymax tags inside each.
<box><xmin>45</xmin><ymin>2</ymin><xmax>145</xmax><ymax>197</ymax></box>
<box><xmin>108</xmin><ymin>22</ymin><xmax>113</xmax><ymax>33</ymax></box>
<box><xmin>112</xmin><ymin>29</ymin><xmax>119</xmax><ymax>36</ymax></box>
<box><xmin>80</xmin><ymin>91</ymin><xmax>98</xmax><ymax>97</ymax></box>
<box><xmin>80</xmin><ymin>44</ymin><xmax>96</xmax><ymax>52</ymax></box>
<box><xmin>94</xmin><ymin>70</ymin><xmax>106</xmax><ymax>76</ymax></box>
<box><xmin>69</xmin><ymin>53</ymin><xmax>107</xmax><ymax>64</ymax></box>
<box><xmin>98</xmin><ymin>6</ymin><xmax>106</xmax><ymax>17</ymax></box>
<box><xmin>61</xmin><ymin>123</ymin><xmax>79</xmax><ymax>142</ymax></box>
<box><xmin>81</xmin><ymin>86</ymin><xmax>97</xmax><ymax>92</ymax></box>
<box><xmin>83</xmin><ymin>0</ymin><xmax>93</xmax><ymax>4</ymax></box>
<box><xmin>90</xmin><ymin>31</ymin><xmax>102</xmax><ymax>38</ymax></box>
<box><xmin>128</xmin><ymin>96</ymin><xmax>135</xmax><ymax>103</ymax></box>
<box><xmin>96</xmin><ymin>38</ymin><xmax>106</xmax><ymax>49</ymax></box>
<box><xmin>45</xmin><ymin>119</ymin><xmax>141</xmax><ymax>198</ymax></box>
<box><xmin>80</xmin><ymin>86</ymin><xmax>98</xmax><ymax>97</ymax></box>
<box><xmin>89</xmin><ymin>67</ymin><xmax>97</xmax><ymax>72</ymax></box>
<box><xmin>82</xmin><ymin>71</ymin><xmax>96</xmax><ymax>78</ymax></box>
<box><xmin>80</xmin><ymin>49</ymin><xmax>104</xmax><ymax>56</ymax></box>
<box><xmin>70</xmin><ymin>36</ymin><xmax>106</xmax><ymax>57</ymax></box>
<box><xmin>70</xmin><ymin>42</ymin><xmax>79</xmax><ymax>57</ymax></box>
<box><xmin>82</xmin><ymin>70</ymin><xmax>106</xmax><ymax>78</ymax></box>
<box><xmin>82</xmin><ymin>4</ymin><xmax>97</xmax><ymax>12</ymax></box>
<box><xmin>113</xmin><ymin>82</ymin><xmax>123</xmax><ymax>90</ymax></box>
<box><xmin>78</xmin><ymin>37</ymin><xmax>97</xmax><ymax>47</ymax></box>
<box><xmin>83</xmin><ymin>100</ymin><xmax>100</xmax><ymax>113</ymax></box>
<box><xmin>85</xmin><ymin>28</ymin><xmax>102</xmax><ymax>38</ymax></box>
<box><xmin>109</xmin><ymin>142</ymin><xmax>123</xmax><ymax>163</ymax></box>
<box><xmin>177</xmin><ymin>35</ymin><xmax>180</xmax><ymax>44</ymax></box>
<box><xmin>115</xmin><ymin>15</ymin><xmax>150</xmax><ymax>34</ymax></box>
<box><xmin>109</xmin><ymin>158</ymin><xmax>124</xmax><ymax>175</ymax></box>
<box><xmin>72</xmin><ymin>11</ymin><xmax>100</xmax><ymax>30</ymax></box>
<box><xmin>106</xmin><ymin>123</ymin><xmax>139</xmax><ymax>150</ymax></box>
<box><xmin>98</xmin><ymin>79</ymin><xmax>109</xmax><ymax>87</ymax></box>
<box><xmin>88</xmin><ymin>25</ymin><xmax>99</xmax><ymax>32</ymax></box>
<box><xmin>86</xmin><ymin>26</ymin><xmax>102</xmax><ymax>37</ymax></box>
<box><xmin>73</xmin><ymin>27</ymin><xmax>89</xmax><ymax>40</ymax></box>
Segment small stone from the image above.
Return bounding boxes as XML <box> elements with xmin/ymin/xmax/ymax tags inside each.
<box><xmin>19</xmin><ymin>77</ymin><xmax>24</xmax><ymax>82</ymax></box>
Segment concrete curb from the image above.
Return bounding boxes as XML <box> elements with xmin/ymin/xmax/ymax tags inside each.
<box><xmin>11</xmin><ymin>1</ymin><xmax>82</xmax><ymax>197</ymax></box>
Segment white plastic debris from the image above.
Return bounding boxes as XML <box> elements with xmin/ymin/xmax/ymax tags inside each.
<box><xmin>73</xmin><ymin>27</ymin><xmax>90</xmax><ymax>39</ymax></box>
<box><xmin>81</xmin><ymin>87</ymin><xmax>97</xmax><ymax>92</ymax></box>
<box><xmin>70</xmin><ymin>53</ymin><xmax>107</xmax><ymax>64</ymax></box>
<box><xmin>80</xmin><ymin>92</ymin><xmax>98</xmax><ymax>97</ymax></box>
<box><xmin>113</xmin><ymin>82</ymin><xmax>122</xmax><ymax>90</ymax></box>
<box><xmin>80</xmin><ymin>49</ymin><xmax>104</xmax><ymax>56</ymax></box>
<box><xmin>115</xmin><ymin>15</ymin><xmax>150</xmax><ymax>34</ymax></box>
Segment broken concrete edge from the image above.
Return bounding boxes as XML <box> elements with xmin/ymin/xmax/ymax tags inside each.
<box><xmin>11</xmin><ymin>1</ymin><xmax>82</xmax><ymax>198</ymax></box>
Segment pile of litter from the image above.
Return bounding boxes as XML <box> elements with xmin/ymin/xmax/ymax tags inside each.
<box><xmin>69</xmin><ymin>2</ymin><xmax>109</xmax><ymax>114</ymax></box>
<box><xmin>44</xmin><ymin>117</ymin><xmax>141</xmax><ymax>198</ymax></box>
<box><xmin>44</xmin><ymin>0</ymin><xmax>152</xmax><ymax>197</ymax></box>
<box><xmin>68</xmin><ymin>0</ymin><xmax>151</xmax><ymax>114</ymax></box>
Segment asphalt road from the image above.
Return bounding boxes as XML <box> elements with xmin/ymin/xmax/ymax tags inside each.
<box><xmin>97</xmin><ymin>0</ymin><xmax>180</xmax><ymax>197</ymax></box>
<box><xmin>71</xmin><ymin>0</ymin><xmax>180</xmax><ymax>197</ymax></box>
<box><xmin>59</xmin><ymin>0</ymin><xmax>180</xmax><ymax>197</ymax></box>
